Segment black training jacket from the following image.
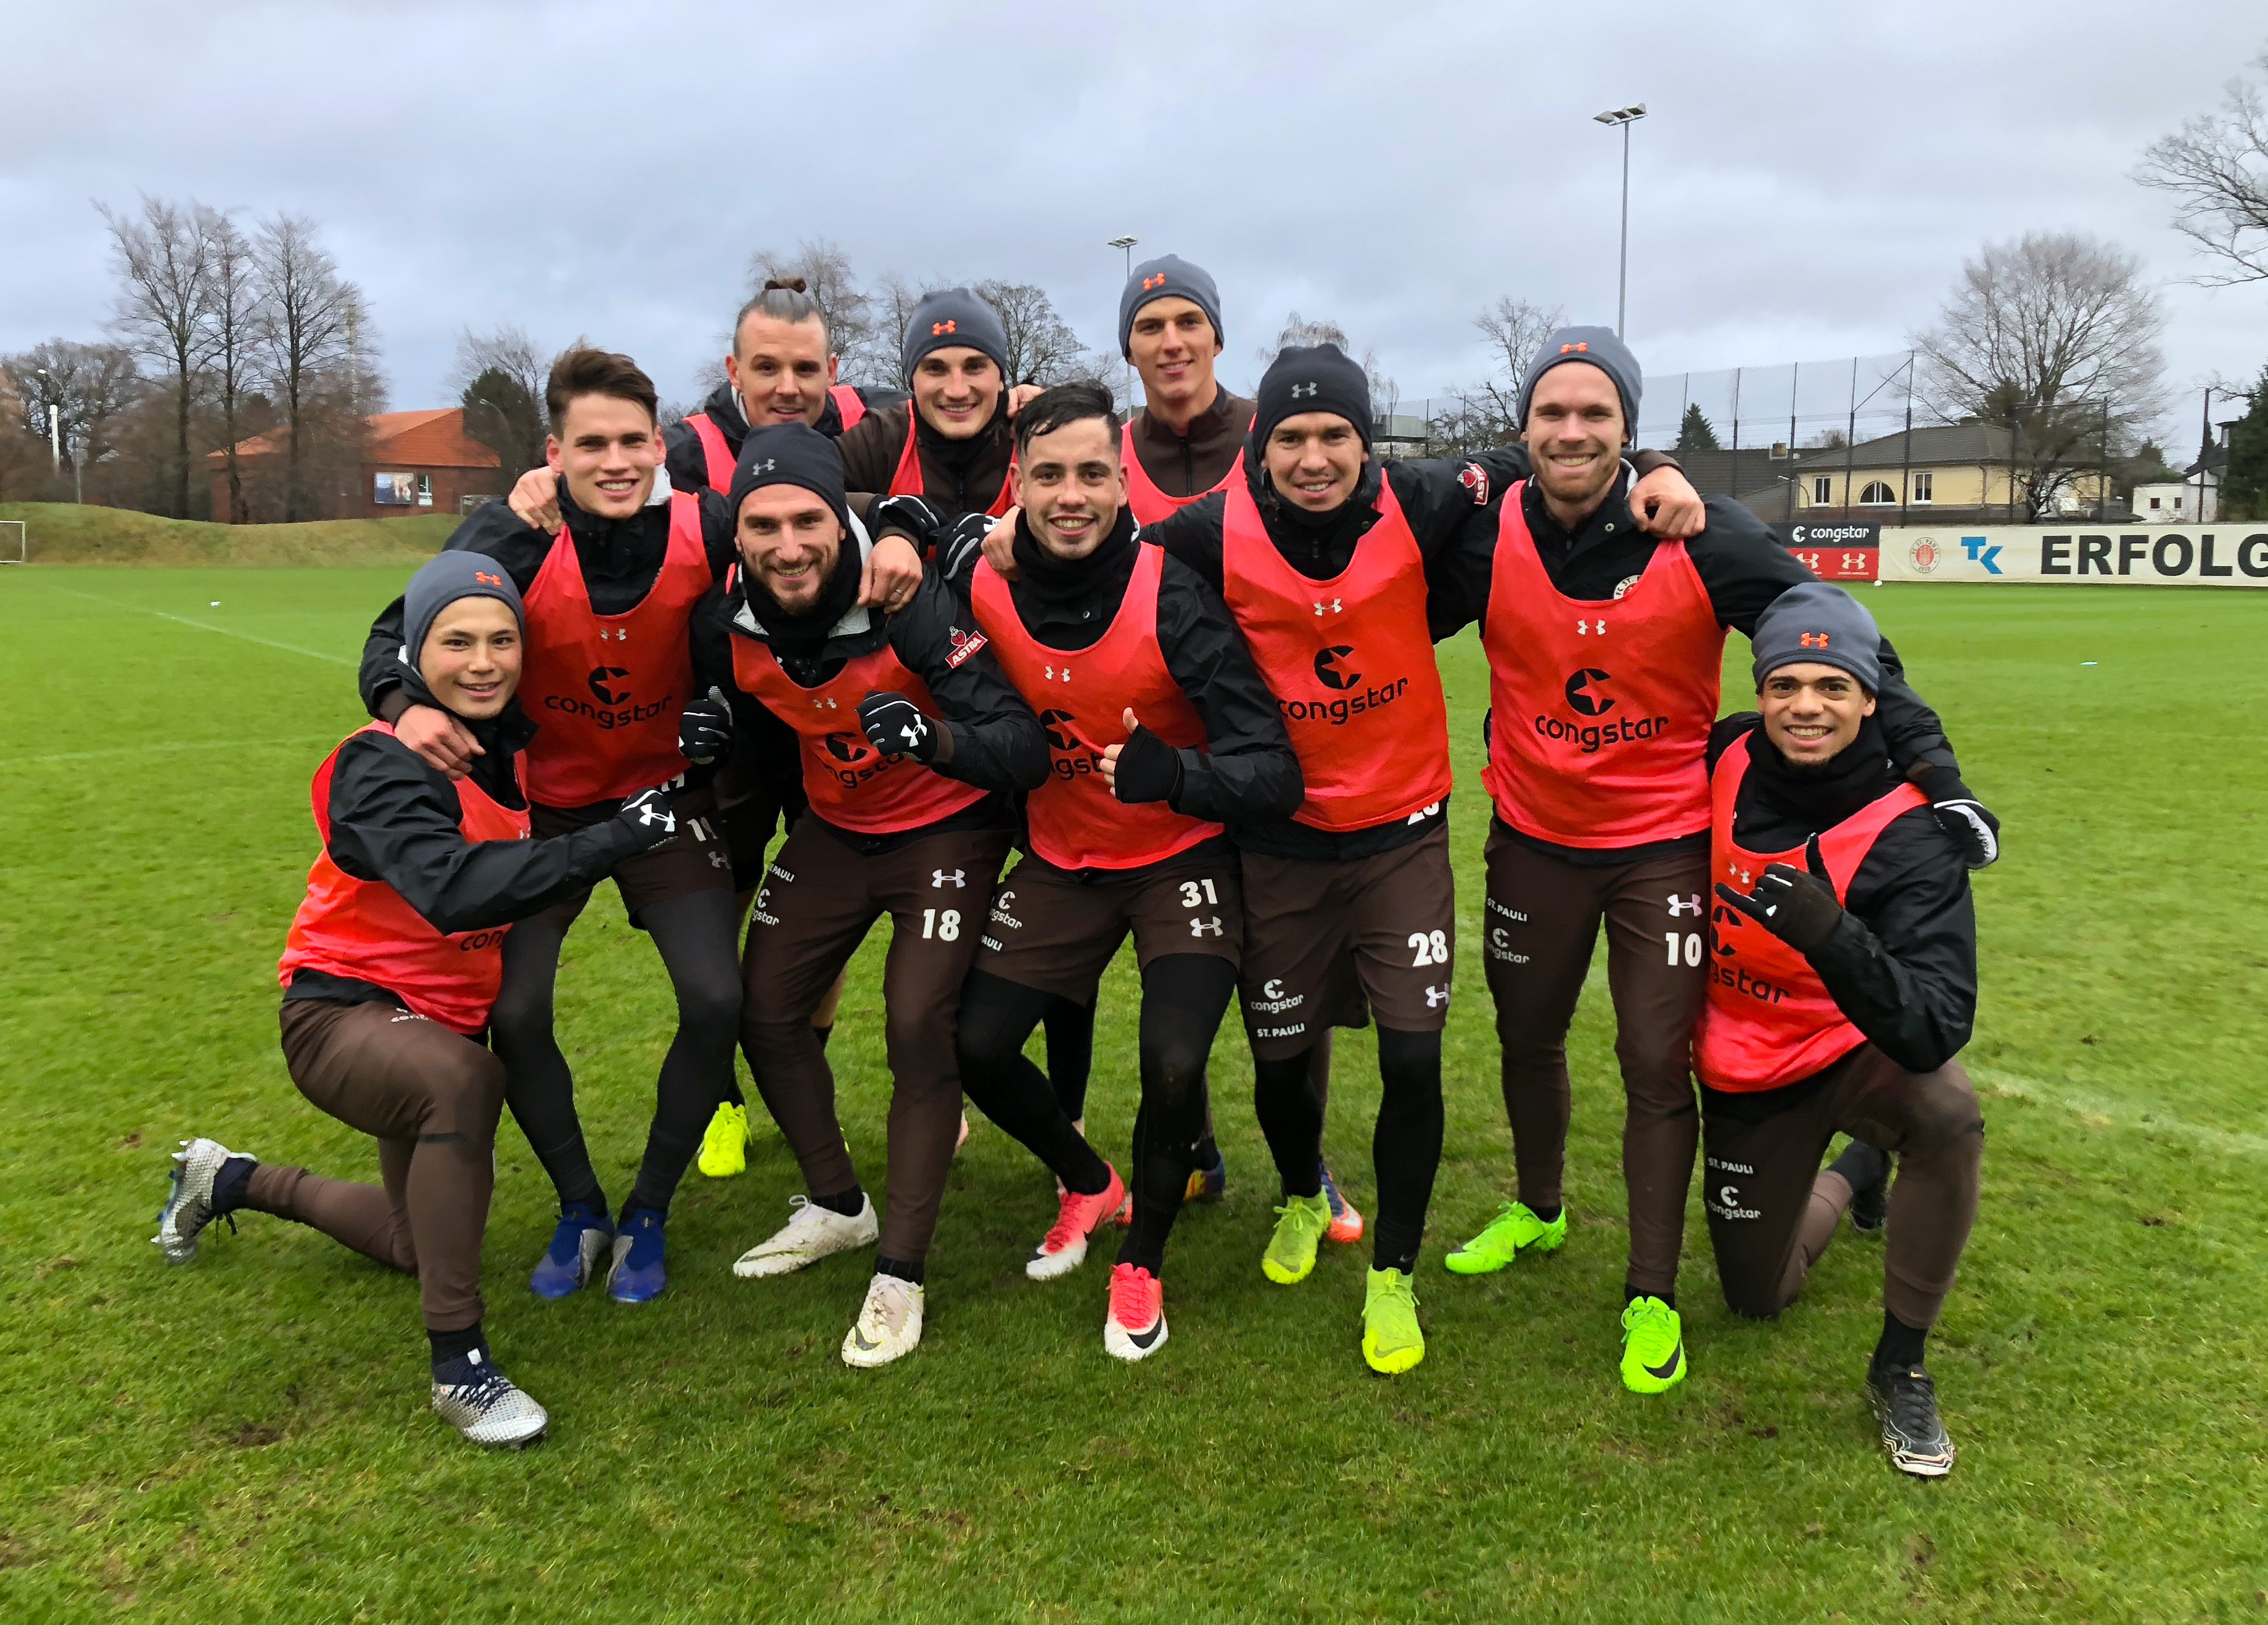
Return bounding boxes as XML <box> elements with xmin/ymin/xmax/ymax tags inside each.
<box><xmin>284</xmin><ymin>700</ymin><xmax>644</xmax><ymax>1009</ymax></box>
<box><xmin>691</xmin><ymin>543</ymin><xmax>1047</xmax><ymax>853</ymax></box>
<box><xmin>837</xmin><ymin>399</ymin><xmax>1016</xmax><ymax>522</ymax></box>
<box><xmin>667</xmin><ymin>380</ymin><xmax>910</xmax><ymax>494</ymax></box>
<box><xmin>1428</xmin><ymin>469</ymin><xmax>1958</xmax><ymax>867</ymax></box>
<box><xmin>1706</xmin><ymin>715</ymin><xmax>1977</xmax><ymax>1076</ymax></box>
<box><xmin>958</xmin><ymin>511</ymin><xmax>1305</xmax><ymax>833</ymax></box>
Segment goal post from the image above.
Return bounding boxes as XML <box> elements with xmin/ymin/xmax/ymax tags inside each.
<box><xmin>0</xmin><ymin>519</ymin><xmax>25</xmax><ymax>564</ymax></box>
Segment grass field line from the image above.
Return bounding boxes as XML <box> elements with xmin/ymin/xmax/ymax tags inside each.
<box><xmin>4</xmin><ymin>736</ymin><xmax>338</xmax><ymax>767</ymax></box>
<box><xmin>44</xmin><ymin>584</ymin><xmax>356</xmax><ymax>667</ymax></box>
<box><xmin>1970</xmin><ymin>1064</ymin><xmax>2268</xmax><ymax>1158</ymax></box>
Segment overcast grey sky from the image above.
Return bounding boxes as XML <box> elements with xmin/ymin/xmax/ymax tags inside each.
<box><xmin>6</xmin><ymin>0</ymin><xmax>2263</xmax><ymax>446</ymax></box>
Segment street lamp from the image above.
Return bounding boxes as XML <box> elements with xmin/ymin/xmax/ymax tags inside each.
<box><xmin>1592</xmin><ymin>104</ymin><xmax>1647</xmax><ymax>339</ymax></box>
<box><xmin>1107</xmin><ymin>236</ymin><xmax>1139</xmax><ymax>408</ymax></box>
<box><xmin>33</xmin><ymin>367</ymin><xmax>59</xmax><ymax>470</ymax></box>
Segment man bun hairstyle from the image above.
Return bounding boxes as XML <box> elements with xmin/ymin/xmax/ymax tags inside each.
<box><xmin>735</xmin><ymin>277</ymin><xmax>829</xmax><ymax>353</ymax></box>
<box><xmin>545</xmin><ymin>344</ymin><xmax>659</xmax><ymax>432</ymax></box>
<box><xmin>1012</xmin><ymin>379</ymin><xmax>1120</xmax><ymax>457</ymax></box>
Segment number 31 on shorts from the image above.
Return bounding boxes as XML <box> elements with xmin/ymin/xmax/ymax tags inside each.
<box><xmin>1408</xmin><ymin>929</ymin><xmax>1450</xmax><ymax>966</ymax></box>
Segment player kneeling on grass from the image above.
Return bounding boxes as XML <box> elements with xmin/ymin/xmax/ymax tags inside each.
<box><xmin>950</xmin><ymin>382</ymin><xmax>1304</xmax><ymax>1357</ymax></box>
<box><xmin>679</xmin><ymin>423</ymin><xmax>1046</xmax><ymax>1368</ymax></box>
<box><xmin>1698</xmin><ymin>583</ymin><xmax>1986</xmax><ymax>1478</ymax></box>
<box><xmin>154</xmin><ymin>554</ymin><xmax>682</xmax><ymax>1447</ymax></box>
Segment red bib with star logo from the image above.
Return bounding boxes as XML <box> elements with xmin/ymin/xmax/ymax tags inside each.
<box><xmin>1694</xmin><ymin>732</ymin><xmax>1928</xmax><ymax>1092</ymax></box>
<box><xmin>1220</xmin><ymin>477</ymin><xmax>1450</xmax><ymax>832</ymax></box>
<box><xmin>1479</xmin><ymin>482</ymin><xmax>1724</xmax><ymax>847</ymax></box>
<box><xmin>517</xmin><ymin>492</ymin><xmax>710</xmax><ymax>808</ymax></box>
<box><xmin>970</xmin><ymin>545</ymin><xmax>1220</xmax><ymax>870</ymax></box>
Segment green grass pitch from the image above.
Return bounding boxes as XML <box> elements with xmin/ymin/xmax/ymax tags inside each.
<box><xmin>1</xmin><ymin>567</ymin><xmax>2264</xmax><ymax>1621</ymax></box>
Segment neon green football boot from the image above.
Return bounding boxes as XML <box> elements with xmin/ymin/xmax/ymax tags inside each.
<box><xmin>1362</xmin><ymin>1267</ymin><xmax>1426</xmax><ymax>1374</ymax></box>
<box><xmin>1619</xmin><ymin>1296</ymin><xmax>1687</xmax><ymax>1393</ymax></box>
<box><xmin>1444</xmin><ymin>1199</ymin><xmax>1566</xmax><ymax>1275</ymax></box>
<box><xmin>696</xmin><ymin>1101</ymin><xmax>749</xmax><ymax>1179</ymax></box>
<box><xmin>1261</xmin><ymin>1191</ymin><xmax>1334</xmax><ymax>1285</ymax></box>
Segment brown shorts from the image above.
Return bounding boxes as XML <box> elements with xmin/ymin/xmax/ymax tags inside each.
<box><xmin>978</xmin><ymin>841</ymin><xmax>1243</xmax><ymax>1000</ymax></box>
<box><xmin>528</xmin><ymin>784</ymin><xmax>731</xmax><ymax>931</ymax></box>
<box><xmin>1237</xmin><ymin>823</ymin><xmax>1455</xmax><ymax>1059</ymax></box>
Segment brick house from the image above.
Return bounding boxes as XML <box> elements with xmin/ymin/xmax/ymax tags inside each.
<box><xmin>209</xmin><ymin>408</ymin><xmax>503</xmax><ymax>522</ymax></box>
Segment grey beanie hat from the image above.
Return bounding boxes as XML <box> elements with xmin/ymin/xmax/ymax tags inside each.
<box><xmin>902</xmin><ymin>287</ymin><xmax>1010</xmax><ymax>383</ymax></box>
<box><xmin>399</xmin><ymin>549</ymin><xmax>525</xmax><ymax>684</ymax></box>
<box><xmin>1516</xmin><ymin>325</ymin><xmax>1643</xmax><ymax>444</ymax></box>
<box><xmin>1117</xmin><ymin>254</ymin><xmax>1224</xmax><ymax>359</ymax></box>
<box><xmin>1751</xmin><ymin>582</ymin><xmax>1883</xmax><ymax>693</ymax></box>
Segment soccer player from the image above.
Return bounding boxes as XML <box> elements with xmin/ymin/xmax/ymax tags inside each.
<box><xmin>837</xmin><ymin>287</ymin><xmax>1020</xmax><ymax>522</ymax></box>
<box><xmin>355</xmin><ymin>347</ymin><xmax>918</xmax><ymax>1305</ymax></box>
<box><xmin>1700</xmin><ymin>583</ymin><xmax>1984</xmax><ymax>1477</ymax></box>
<box><xmin>947</xmin><ymin>382</ymin><xmax>1302</xmax><ymax>1358</ymax></box>
<box><xmin>155</xmin><ymin>553</ymin><xmax>681</xmax><ymax>1447</ymax></box>
<box><xmin>1424</xmin><ymin>326</ymin><xmax>1997</xmax><ymax>1395</ymax></box>
<box><xmin>1112</xmin><ymin>343</ymin><xmax>1705</xmax><ymax>1373</ymax></box>
<box><xmin>678</xmin><ymin>423</ymin><xmax>1045</xmax><ymax>1367</ymax></box>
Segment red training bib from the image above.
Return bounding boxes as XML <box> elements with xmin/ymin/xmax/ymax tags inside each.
<box><xmin>889</xmin><ymin>412</ymin><xmax>1014</xmax><ymax>517</ymax></box>
<box><xmin>686</xmin><ymin>413</ymin><xmax>734</xmax><ymax>493</ymax></box>
<box><xmin>1120</xmin><ymin>420</ymin><xmax>1244</xmax><ymax>528</ymax></box>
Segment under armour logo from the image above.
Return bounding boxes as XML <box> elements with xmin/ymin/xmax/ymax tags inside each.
<box><xmin>599</xmin><ymin>628</ymin><xmax>628</xmax><ymax>642</ymax></box>
<box><xmin>708</xmin><ymin>852</ymin><xmax>730</xmax><ymax>869</ymax></box>
<box><xmin>1667</xmin><ymin>895</ymin><xmax>1703</xmax><ymax>917</ymax></box>
<box><xmin>932</xmin><ymin>869</ymin><xmax>966</xmax><ymax>889</ymax></box>
<box><xmin>749</xmin><ymin>458</ymin><xmax>775</xmax><ymax>477</ymax></box>
<box><xmin>637</xmin><ymin>804</ymin><xmax>674</xmax><ymax>829</ymax></box>
<box><xmin>931</xmin><ymin>320</ymin><xmax>956</xmax><ymax>335</ymax></box>
<box><xmin>475</xmin><ymin>571</ymin><xmax>503</xmax><ymax>586</ymax></box>
<box><xmin>1732</xmin><ymin>865</ymin><xmax>1754</xmax><ymax>887</ymax></box>
<box><xmin>1190</xmin><ymin>916</ymin><xmax>1224</xmax><ymax>938</ymax></box>
<box><xmin>1577</xmin><ymin>618</ymin><xmax>1606</xmax><ymax>635</ymax></box>
<box><xmin>1289</xmin><ymin>383</ymin><xmax>1318</xmax><ymax>399</ymax></box>
<box><xmin>813</xmin><ymin>697</ymin><xmax>838</xmax><ymax>710</ymax></box>
<box><xmin>1042</xmin><ymin>664</ymin><xmax>1071</xmax><ymax>681</ymax></box>
<box><xmin>1424</xmin><ymin>984</ymin><xmax>1448</xmax><ymax>1008</ymax></box>
<box><xmin>1142</xmin><ymin>273</ymin><xmax>1167</xmax><ymax>291</ymax></box>
<box><xmin>898</xmin><ymin>722</ymin><xmax>924</xmax><ymax>748</ymax></box>
<box><xmin>1559</xmin><ymin>342</ymin><xmax>1590</xmax><ymax>354</ymax></box>
<box><xmin>1799</xmin><ymin>631</ymin><xmax>1830</xmax><ymax>649</ymax></box>
<box><xmin>1312</xmin><ymin>599</ymin><xmax>1342</xmax><ymax>615</ymax></box>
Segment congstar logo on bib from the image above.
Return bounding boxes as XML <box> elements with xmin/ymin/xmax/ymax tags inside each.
<box><xmin>543</xmin><ymin>665</ymin><xmax>670</xmax><ymax>731</ymax></box>
<box><xmin>1278</xmin><ymin>640</ymin><xmax>1410</xmax><ymax>726</ymax></box>
<box><xmin>1531</xmin><ymin>667</ymin><xmax>1668</xmax><ymax>756</ymax></box>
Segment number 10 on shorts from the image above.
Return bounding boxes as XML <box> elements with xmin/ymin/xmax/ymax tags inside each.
<box><xmin>1664</xmin><ymin>931</ymin><xmax>1701</xmax><ymax>966</ymax></box>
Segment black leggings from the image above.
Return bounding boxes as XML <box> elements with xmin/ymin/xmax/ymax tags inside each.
<box><xmin>1254</xmin><ymin>1026</ymin><xmax>1442</xmax><ymax>1274</ymax></box>
<box><xmin>1043</xmin><ymin>997</ymin><xmax>1096</xmax><ymax>1122</ymax></box>
<box><xmin>956</xmin><ymin>974</ymin><xmax>1113</xmax><ymax>1196</ymax></box>
<box><xmin>491</xmin><ymin>887</ymin><xmax>742</xmax><ymax>1218</ymax></box>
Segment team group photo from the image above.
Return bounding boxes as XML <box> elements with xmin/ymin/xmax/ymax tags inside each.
<box><xmin>6</xmin><ymin>2</ymin><xmax>2267</xmax><ymax>1619</ymax></box>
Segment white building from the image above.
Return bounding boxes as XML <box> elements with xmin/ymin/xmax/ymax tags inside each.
<box><xmin>2131</xmin><ymin>476</ymin><xmax>2218</xmax><ymax>525</ymax></box>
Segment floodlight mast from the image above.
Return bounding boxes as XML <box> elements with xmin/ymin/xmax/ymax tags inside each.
<box><xmin>1107</xmin><ymin>236</ymin><xmax>1139</xmax><ymax>406</ymax></box>
<box><xmin>1592</xmin><ymin>104</ymin><xmax>1648</xmax><ymax>339</ymax></box>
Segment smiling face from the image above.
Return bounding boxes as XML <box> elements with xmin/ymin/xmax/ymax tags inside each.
<box><xmin>1017</xmin><ymin>415</ymin><xmax>1126</xmax><ymax>561</ymax></box>
<box><xmin>1760</xmin><ymin>662</ymin><xmax>1876</xmax><ymax>768</ymax></box>
<box><xmin>910</xmin><ymin>346</ymin><xmax>1004</xmax><ymax>439</ymax></box>
<box><xmin>728</xmin><ymin>311</ymin><xmax>837</xmax><ymax>429</ymax></box>
<box><xmin>545</xmin><ymin>393</ymin><xmax>662</xmax><ymax>519</ymax></box>
<box><xmin>736</xmin><ymin>483</ymin><xmax>844</xmax><ymax>613</ymax></box>
<box><xmin>1522</xmin><ymin>361</ymin><xmax>1626</xmax><ymax>517</ymax></box>
<box><xmin>417</xmin><ymin>597</ymin><xmax>521</xmax><ymax>718</ymax></box>
<box><xmin>1262</xmin><ymin>412</ymin><xmax>1365</xmax><ymax>512</ymax></box>
<box><xmin>1128</xmin><ymin>297</ymin><xmax>1220</xmax><ymax>417</ymax></box>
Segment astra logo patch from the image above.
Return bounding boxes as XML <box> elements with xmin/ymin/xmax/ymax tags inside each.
<box><xmin>586</xmin><ymin>665</ymin><xmax>631</xmax><ymax>705</ymax></box>
<box><xmin>945</xmin><ymin>626</ymin><xmax>987</xmax><ymax>668</ymax></box>
<box><xmin>1457</xmin><ymin>462</ymin><xmax>1490</xmax><ymax>505</ymax></box>
<box><xmin>1039</xmin><ymin>709</ymin><xmax>1079</xmax><ymax>752</ymax></box>
<box><xmin>1563</xmin><ymin>668</ymin><xmax>1614</xmax><ymax>717</ymax></box>
<box><xmin>1313</xmin><ymin>644</ymin><xmax>1360</xmax><ymax>691</ymax></box>
<box><xmin>823</xmin><ymin>731</ymin><xmax>869</xmax><ymax>763</ymax></box>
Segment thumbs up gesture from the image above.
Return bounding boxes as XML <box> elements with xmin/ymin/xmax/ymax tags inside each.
<box><xmin>1103</xmin><ymin>707</ymin><xmax>1182</xmax><ymax>806</ymax></box>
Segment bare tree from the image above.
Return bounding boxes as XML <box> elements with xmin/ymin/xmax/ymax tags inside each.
<box><xmin>2135</xmin><ymin>47</ymin><xmax>2268</xmax><ymax>287</ymax></box>
<box><xmin>1263</xmin><ymin>311</ymin><xmax>1397</xmax><ymax>423</ymax></box>
<box><xmin>1437</xmin><ymin>295</ymin><xmax>1566</xmax><ymax>448</ymax></box>
<box><xmin>255</xmin><ymin>213</ymin><xmax>369</xmax><ymax>520</ymax></box>
<box><xmin>974</xmin><ymin>281</ymin><xmax>1093</xmax><ymax>385</ymax></box>
<box><xmin>748</xmin><ymin>237</ymin><xmax>874</xmax><ymax>374</ymax></box>
<box><xmin>203</xmin><ymin>208</ymin><xmax>264</xmax><ymax>523</ymax></box>
<box><xmin>101</xmin><ymin>195</ymin><xmax>217</xmax><ymax>517</ymax></box>
<box><xmin>452</xmin><ymin>326</ymin><xmax>552</xmax><ymax>483</ymax></box>
<box><xmin>861</xmin><ymin>271</ymin><xmax>942</xmax><ymax>384</ymax></box>
<box><xmin>4</xmin><ymin>339</ymin><xmax>142</xmax><ymax>477</ymax></box>
<box><xmin>1912</xmin><ymin>231</ymin><xmax>2168</xmax><ymax>519</ymax></box>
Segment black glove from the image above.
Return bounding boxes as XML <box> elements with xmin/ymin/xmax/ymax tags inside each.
<box><xmin>612</xmin><ymin>785</ymin><xmax>680</xmax><ymax>852</ymax></box>
<box><xmin>678</xmin><ymin>686</ymin><xmax>734</xmax><ymax>767</ymax></box>
<box><xmin>869</xmin><ymin>493</ymin><xmax>940</xmax><ymax>554</ymax></box>
<box><xmin>1714</xmin><ymin>834</ymin><xmax>1846</xmax><ymax>953</ymax></box>
<box><xmin>1913</xmin><ymin>765</ymin><xmax>1999</xmax><ymax>870</ymax></box>
<box><xmin>938</xmin><ymin>511</ymin><xmax>996</xmax><ymax>583</ymax></box>
<box><xmin>1111</xmin><ymin>724</ymin><xmax>1183</xmax><ymax>806</ymax></box>
<box><xmin>858</xmin><ymin>690</ymin><xmax>940</xmax><ymax>763</ymax></box>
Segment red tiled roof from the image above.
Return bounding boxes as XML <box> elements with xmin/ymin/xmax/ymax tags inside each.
<box><xmin>209</xmin><ymin>408</ymin><xmax>501</xmax><ymax>469</ymax></box>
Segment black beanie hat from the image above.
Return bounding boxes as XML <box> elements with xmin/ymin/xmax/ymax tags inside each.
<box><xmin>1516</xmin><ymin>325</ymin><xmax>1643</xmax><ymax>445</ymax></box>
<box><xmin>398</xmin><ymin>549</ymin><xmax>525</xmax><ymax>686</ymax></box>
<box><xmin>1751</xmin><ymin>582</ymin><xmax>1883</xmax><ymax>693</ymax></box>
<box><xmin>1117</xmin><ymin>254</ymin><xmax>1224</xmax><ymax>359</ymax></box>
<box><xmin>902</xmin><ymin>287</ymin><xmax>1010</xmax><ymax>383</ymax></box>
<box><xmin>1252</xmin><ymin>344</ymin><xmax>1373</xmax><ymax>453</ymax></box>
<box><xmin>728</xmin><ymin>422</ymin><xmax>852</xmax><ymax>537</ymax></box>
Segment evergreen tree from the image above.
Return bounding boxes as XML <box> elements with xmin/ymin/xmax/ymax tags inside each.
<box><xmin>1676</xmin><ymin>403</ymin><xmax>1720</xmax><ymax>451</ymax></box>
<box><xmin>2220</xmin><ymin>365</ymin><xmax>2268</xmax><ymax>520</ymax></box>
